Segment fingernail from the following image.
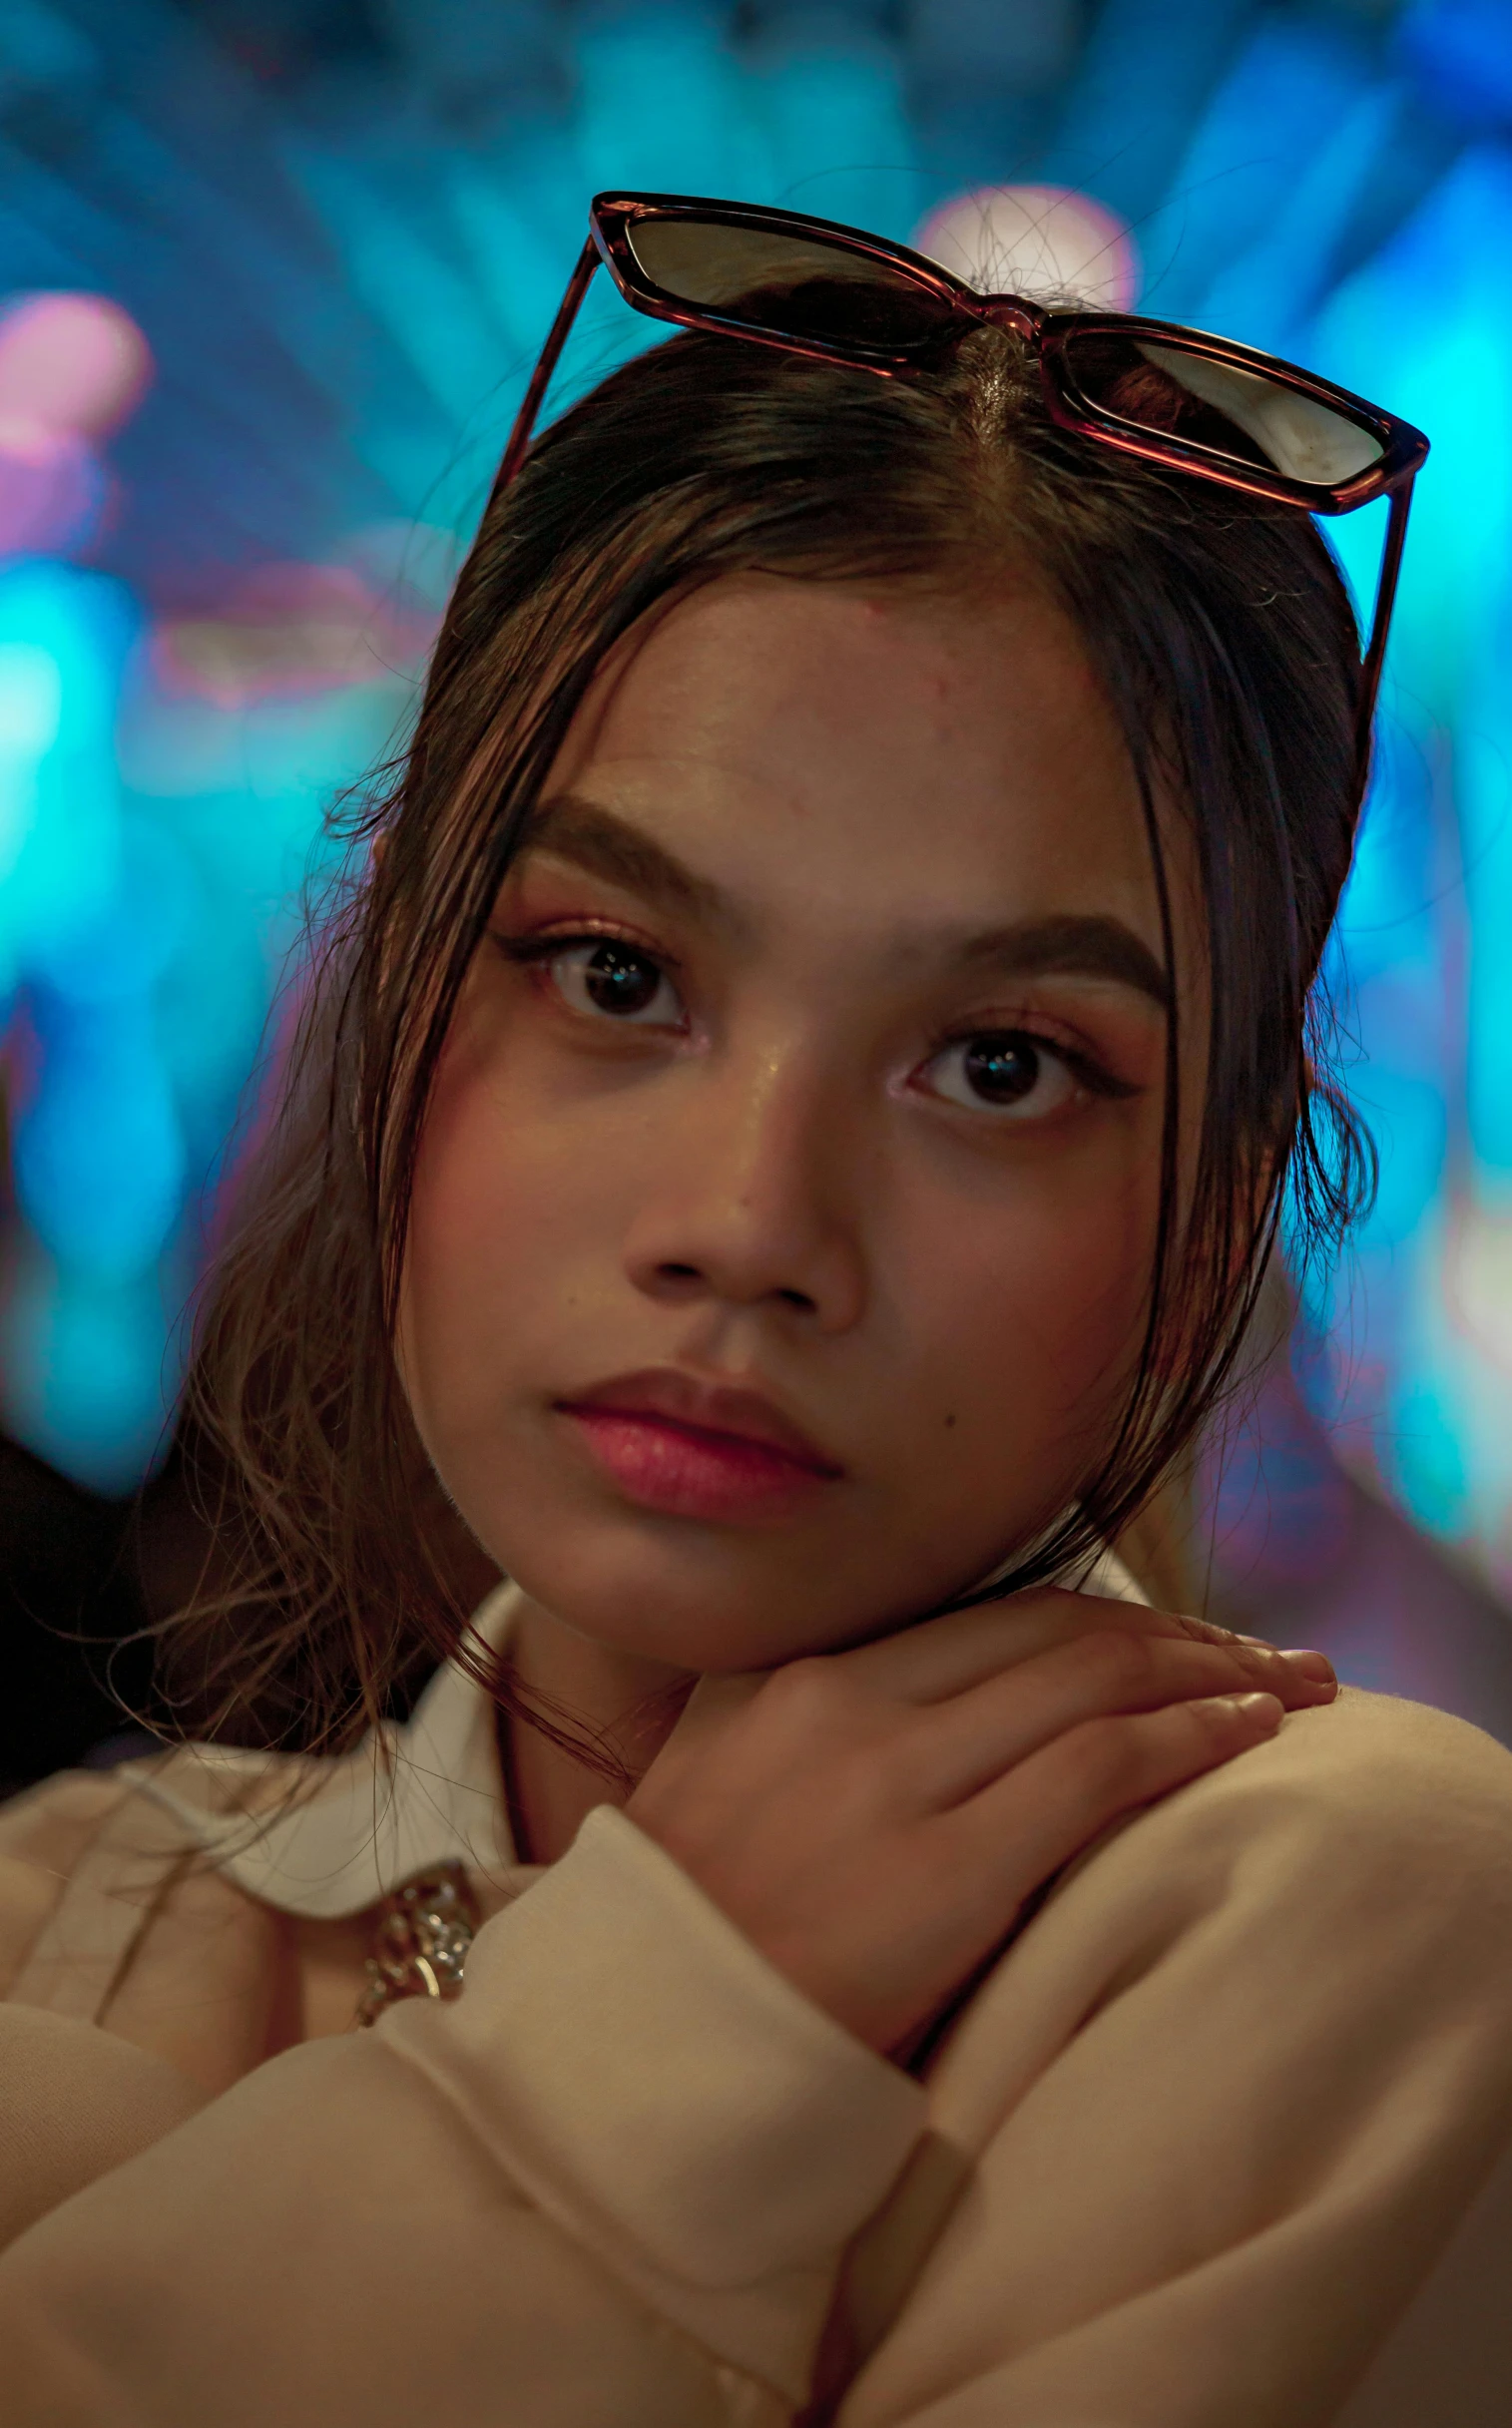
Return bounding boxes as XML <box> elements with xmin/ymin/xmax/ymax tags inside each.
<box><xmin>1229</xmin><ymin>1691</ymin><xmax>1281</xmax><ymax>1718</ymax></box>
<box><xmin>1277</xmin><ymin>1649</ymin><xmax>1335</xmax><ymax>1685</ymax></box>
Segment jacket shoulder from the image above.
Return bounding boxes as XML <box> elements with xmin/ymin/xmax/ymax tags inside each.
<box><xmin>1165</xmin><ymin>1683</ymin><xmax>1512</xmax><ymax>1927</ymax></box>
<box><xmin>1256</xmin><ymin>1684</ymin><xmax>1512</xmax><ymax>1825</ymax></box>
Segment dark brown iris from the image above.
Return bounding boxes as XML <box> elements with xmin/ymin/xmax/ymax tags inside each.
<box><xmin>583</xmin><ymin>942</ymin><xmax>661</xmax><ymax>1015</ymax></box>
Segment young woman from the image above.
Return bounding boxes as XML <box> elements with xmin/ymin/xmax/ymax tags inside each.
<box><xmin>3</xmin><ymin>199</ymin><xmax>1510</xmax><ymax>2427</ymax></box>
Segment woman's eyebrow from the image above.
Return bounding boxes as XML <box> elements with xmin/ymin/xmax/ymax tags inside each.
<box><xmin>521</xmin><ymin>797</ymin><xmax>1169</xmax><ymax>1010</ymax></box>
<box><xmin>518</xmin><ymin>794</ymin><xmax>741</xmax><ymax>929</ymax></box>
<box><xmin>955</xmin><ymin>915</ymin><xmax>1172</xmax><ymax>1011</ymax></box>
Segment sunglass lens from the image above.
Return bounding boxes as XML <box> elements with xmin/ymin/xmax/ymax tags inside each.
<box><xmin>625</xmin><ymin>217</ymin><xmax>957</xmax><ymax>352</ymax></box>
<box><xmin>1062</xmin><ymin>329</ymin><xmax>1384</xmax><ymax>490</ymax></box>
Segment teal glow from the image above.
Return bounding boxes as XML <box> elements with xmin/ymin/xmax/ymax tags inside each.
<box><xmin>0</xmin><ymin>0</ymin><xmax>1507</xmax><ymax>1582</ymax></box>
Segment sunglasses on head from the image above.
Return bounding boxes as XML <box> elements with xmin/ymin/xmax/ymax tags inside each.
<box><xmin>501</xmin><ymin>192</ymin><xmax>1429</xmax><ymax>789</ymax></box>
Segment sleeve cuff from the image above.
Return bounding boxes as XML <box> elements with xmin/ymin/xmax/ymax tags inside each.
<box><xmin>381</xmin><ymin>1803</ymin><xmax>927</xmax><ymax>2397</ymax></box>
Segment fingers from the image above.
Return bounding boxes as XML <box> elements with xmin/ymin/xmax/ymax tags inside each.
<box><xmin>957</xmin><ymin>1687</ymin><xmax>1284</xmax><ymax>1910</ymax></box>
<box><xmin>835</xmin><ymin>1588</ymin><xmax>1078</xmax><ymax>1699</ymax></box>
<box><xmin>836</xmin><ymin>1583</ymin><xmax>1331</xmax><ymax>1707</ymax></box>
<box><xmin>839</xmin><ymin>1587</ymin><xmax>1163</xmax><ymax>1701</ymax></box>
<box><xmin>908</xmin><ymin>1626</ymin><xmax>1328</xmax><ymax>1806</ymax></box>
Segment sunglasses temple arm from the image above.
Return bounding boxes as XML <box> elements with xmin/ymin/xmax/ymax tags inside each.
<box><xmin>1353</xmin><ymin>478</ymin><xmax>1413</xmax><ymax>794</ymax></box>
<box><xmin>493</xmin><ymin>236</ymin><xmax>602</xmax><ymax>496</ymax></box>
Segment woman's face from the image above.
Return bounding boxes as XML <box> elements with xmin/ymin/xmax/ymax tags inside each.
<box><xmin>398</xmin><ymin>571</ymin><xmax>1198</xmax><ymax>1674</ymax></box>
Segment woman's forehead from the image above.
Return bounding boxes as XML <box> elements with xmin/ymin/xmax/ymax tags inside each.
<box><xmin>571</xmin><ymin>570</ymin><xmax>1112</xmax><ymax>761</ymax></box>
<box><xmin>542</xmin><ymin>571</ymin><xmax>1178</xmax><ymax>953</ymax></box>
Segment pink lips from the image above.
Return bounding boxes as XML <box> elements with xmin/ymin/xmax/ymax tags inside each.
<box><xmin>556</xmin><ymin>1369</ymin><xmax>842</xmax><ymax>1523</ymax></box>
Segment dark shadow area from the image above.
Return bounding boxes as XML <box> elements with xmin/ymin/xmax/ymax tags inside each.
<box><xmin>0</xmin><ymin>1432</ymin><xmax>156</xmax><ymax>1799</ymax></box>
<box><xmin>1</xmin><ymin>1421</ymin><xmax>481</xmax><ymax>1798</ymax></box>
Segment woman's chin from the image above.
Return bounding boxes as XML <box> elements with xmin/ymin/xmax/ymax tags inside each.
<box><xmin>497</xmin><ymin>1543</ymin><xmax>842</xmax><ymax>1675</ymax></box>
<box><xmin>482</xmin><ymin>1508</ymin><xmax>1011</xmax><ymax>1676</ymax></box>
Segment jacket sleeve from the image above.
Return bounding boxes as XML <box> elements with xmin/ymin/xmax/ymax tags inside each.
<box><xmin>0</xmin><ymin>1774</ymin><xmax>214</xmax><ymax>2242</ymax></box>
<box><xmin>7</xmin><ymin>1694</ymin><xmax>1512</xmax><ymax>2428</ymax></box>
<box><xmin>0</xmin><ymin>1804</ymin><xmax>926</xmax><ymax>2428</ymax></box>
<box><xmin>831</xmin><ymin>1691</ymin><xmax>1512</xmax><ymax>2428</ymax></box>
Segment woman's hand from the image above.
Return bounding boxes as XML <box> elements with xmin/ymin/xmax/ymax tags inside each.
<box><xmin>625</xmin><ymin>1593</ymin><xmax>1335</xmax><ymax>2057</ymax></box>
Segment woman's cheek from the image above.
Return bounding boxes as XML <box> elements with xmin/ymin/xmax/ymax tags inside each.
<box><xmin>396</xmin><ymin>1014</ymin><xmax>549</xmax><ymax>1440</ymax></box>
<box><xmin>401</xmin><ymin>1019</ymin><xmax>657</xmax><ymax>1457</ymax></box>
<box><xmin>923</xmin><ymin>1153</ymin><xmax>1154</xmax><ymax>1467</ymax></box>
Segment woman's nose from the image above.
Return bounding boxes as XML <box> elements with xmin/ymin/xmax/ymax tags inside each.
<box><xmin>620</xmin><ymin>1048</ymin><xmax>867</xmax><ymax>1332</ymax></box>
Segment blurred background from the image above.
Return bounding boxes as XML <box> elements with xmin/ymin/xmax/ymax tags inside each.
<box><xmin>4</xmin><ymin>0</ymin><xmax>1512</xmax><ymax>1789</ymax></box>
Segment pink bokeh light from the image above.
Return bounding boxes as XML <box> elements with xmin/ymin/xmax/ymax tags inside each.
<box><xmin>0</xmin><ymin>292</ymin><xmax>152</xmax><ymax>445</ymax></box>
<box><xmin>913</xmin><ymin>185</ymin><xmax>1140</xmax><ymax>312</ymax></box>
<box><xmin>0</xmin><ymin>292</ymin><xmax>152</xmax><ymax>559</ymax></box>
<box><xmin>152</xmin><ymin>559</ymin><xmax>440</xmax><ymax>709</ymax></box>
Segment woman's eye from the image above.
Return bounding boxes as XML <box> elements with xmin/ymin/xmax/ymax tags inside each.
<box><xmin>547</xmin><ymin>939</ymin><xmax>683</xmax><ymax>1026</ymax></box>
<box><xmin>923</xmin><ymin>1030</ymin><xmax>1081</xmax><ymax>1119</ymax></box>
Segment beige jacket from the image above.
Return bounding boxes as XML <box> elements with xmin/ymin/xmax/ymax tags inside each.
<box><xmin>2</xmin><ymin>1577</ymin><xmax>1512</xmax><ymax>2427</ymax></box>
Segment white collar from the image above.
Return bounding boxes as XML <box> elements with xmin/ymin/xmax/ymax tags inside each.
<box><xmin>121</xmin><ymin>1581</ymin><xmax>528</xmax><ymax>1920</ymax></box>
<box><xmin>118</xmin><ymin>1549</ymin><xmax>1147</xmax><ymax>1922</ymax></box>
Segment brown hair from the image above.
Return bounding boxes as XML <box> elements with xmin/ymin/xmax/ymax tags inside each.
<box><xmin>163</xmin><ymin>318</ymin><xmax>1370</xmax><ymax>1758</ymax></box>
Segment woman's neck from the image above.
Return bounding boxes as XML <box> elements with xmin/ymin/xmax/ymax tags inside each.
<box><xmin>496</xmin><ymin>1593</ymin><xmax>696</xmax><ymax>1865</ymax></box>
